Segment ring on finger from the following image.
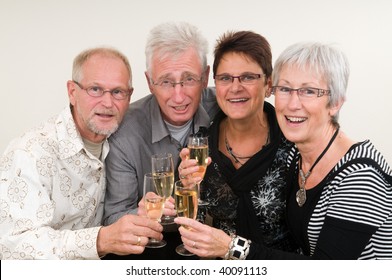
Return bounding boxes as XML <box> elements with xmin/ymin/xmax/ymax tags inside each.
<box><xmin>192</xmin><ymin>241</ymin><xmax>197</xmax><ymax>249</ymax></box>
<box><xmin>136</xmin><ymin>236</ymin><xmax>141</xmax><ymax>246</ymax></box>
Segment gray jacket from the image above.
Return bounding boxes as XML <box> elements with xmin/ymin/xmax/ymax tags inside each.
<box><xmin>103</xmin><ymin>87</ymin><xmax>218</xmax><ymax>225</ymax></box>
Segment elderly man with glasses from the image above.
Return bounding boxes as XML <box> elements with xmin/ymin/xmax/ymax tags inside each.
<box><xmin>0</xmin><ymin>47</ymin><xmax>163</xmax><ymax>259</ymax></box>
<box><xmin>102</xmin><ymin>22</ymin><xmax>217</xmax><ymax>239</ymax></box>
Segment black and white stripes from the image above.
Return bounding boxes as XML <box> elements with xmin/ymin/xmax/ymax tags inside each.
<box><xmin>288</xmin><ymin>140</ymin><xmax>392</xmax><ymax>259</ymax></box>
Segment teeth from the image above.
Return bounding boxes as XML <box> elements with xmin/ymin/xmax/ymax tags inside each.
<box><xmin>229</xmin><ymin>98</ymin><xmax>248</xmax><ymax>103</ymax></box>
<box><xmin>286</xmin><ymin>116</ymin><xmax>306</xmax><ymax>123</ymax></box>
<box><xmin>174</xmin><ymin>105</ymin><xmax>187</xmax><ymax>111</ymax></box>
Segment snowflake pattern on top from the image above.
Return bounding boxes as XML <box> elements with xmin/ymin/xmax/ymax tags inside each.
<box><xmin>205</xmin><ymin>138</ymin><xmax>296</xmax><ymax>251</ymax></box>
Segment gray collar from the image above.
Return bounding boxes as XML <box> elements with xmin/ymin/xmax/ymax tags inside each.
<box><xmin>150</xmin><ymin>96</ymin><xmax>210</xmax><ymax>144</ymax></box>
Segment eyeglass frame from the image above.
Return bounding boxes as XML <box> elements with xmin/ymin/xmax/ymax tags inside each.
<box><xmin>214</xmin><ymin>73</ymin><xmax>265</xmax><ymax>85</ymax></box>
<box><xmin>271</xmin><ymin>86</ymin><xmax>331</xmax><ymax>99</ymax></box>
<box><xmin>151</xmin><ymin>76</ymin><xmax>203</xmax><ymax>89</ymax></box>
<box><xmin>73</xmin><ymin>81</ymin><xmax>133</xmax><ymax>100</ymax></box>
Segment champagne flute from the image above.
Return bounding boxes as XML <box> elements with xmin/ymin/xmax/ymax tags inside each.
<box><xmin>174</xmin><ymin>180</ymin><xmax>198</xmax><ymax>256</ymax></box>
<box><xmin>187</xmin><ymin>134</ymin><xmax>209</xmax><ymax>206</ymax></box>
<box><xmin>143</xmin><ymin>173</ymin><xmax>167</xmax><ymax>248</ymax></box>
<box><xmin>151</xmin><ymin>153</ymin><xmax>175</xmax><ymax>225</ymax></box>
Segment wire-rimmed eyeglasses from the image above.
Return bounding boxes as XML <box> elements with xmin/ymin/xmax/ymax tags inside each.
<box><xmin>214</xmin><ymin>73</ymin><xmax>265</xmax><ymax>85</ymax></box>
<box><xmin>271</xmin><ymin>86</ymin><xmax>331</xmax><ymax>100</ymax></box>
<box><xmin>152</xmin><ymin>76</ymin><xmax>203</xmax><ymax>90</ymax></box>
<box><xmin>73</xmin><ymin>81</ymin><xmax>133</xmax><ymax>100</ymax></box>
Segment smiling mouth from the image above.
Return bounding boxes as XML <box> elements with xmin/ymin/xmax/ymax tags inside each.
<box><xmin>286</xmin><ymin>116</ymin><xmax>307</xmax><ymax>123</ymax></box>
<box><xmin>173</xmin><ymin>105</ymin><xmax>188</xmax><ymax>111</ymax></box>
<box><xmin>228</xmin><ymin>98</ymin><xmax>249</xmax><ymax>103</ymax></box>
<box><xmin>96</xmin><ymin>112</ymin><xmax>115</xmax><ymax>118</ymax></box>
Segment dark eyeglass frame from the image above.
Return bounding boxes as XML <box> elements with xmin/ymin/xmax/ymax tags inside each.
<box><xmin>73</xmin><ymin>81</ymin><xmax>133</xmax><ymax>100</ymax></box>
<box><xmin>214</xmin><ymin>73</ymin><xmax>265</xmax><ymax>85</ymax></box>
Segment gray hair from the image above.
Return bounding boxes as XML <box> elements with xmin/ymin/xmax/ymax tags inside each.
<box><xmin>72</xmin><ymin>47</ymin><xmax>132</xmax><ymax>88</ymax></box>
<box><xmin>145</xmin><ymin>22</ymin><xmax>209</xmax><ymax>76</ymax></box>
<box><xmin>272</xmin><ymin>42</ymin><xmax>350</xmax><ymax>125</ymax></box>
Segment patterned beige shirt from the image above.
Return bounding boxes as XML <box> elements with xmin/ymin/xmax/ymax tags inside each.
<box><xmin>0</xmin><ymin>106</ymin><xmax>108</xmax><ymax>259</ymax></box>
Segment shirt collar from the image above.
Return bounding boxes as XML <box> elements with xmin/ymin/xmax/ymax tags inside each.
<box><xmin>150</xmin><ymin>96</ymin><xmax>210</xmax><ymax>144</ymax></box>
<box><xmin>56</xmin><ymin>106</ymin><xmax>109</xmax><ymax>160</ymax></box>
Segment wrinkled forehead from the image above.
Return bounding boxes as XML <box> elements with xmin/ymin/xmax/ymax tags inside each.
<box><xmin>150</xmin><ymin>48</ymin><xmax>203</xmax><ymax>78</ymax></box>
<box><xmin>278</xmin><ymin>62</ymin><xmax>326</xmax><ymax>82</ymax></box>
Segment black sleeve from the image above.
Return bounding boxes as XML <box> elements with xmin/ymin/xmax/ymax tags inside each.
<box><xmin>311</xmin><ymin>216</ymin><xmax>376</xmax><ymax>259</ymax></box>
<box><xmin>246</xmin><ymin>216</ymin><xmax>376</xmax><ymax>260</ymax></box>
<box><xmin>246</xmin><ymin>243</ymin><xmax>309</xmax><ymax>260</ymax></box>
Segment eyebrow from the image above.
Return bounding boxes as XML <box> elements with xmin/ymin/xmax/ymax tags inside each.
<box><xmin>157</xmin><ymin>71</ymin><xmax>199</xmax><ymax>80</ymax></box>
<box><xmin>278</xmin><ymin>79</ymin><xmax>320</xmax><ymax>87</ymax></box>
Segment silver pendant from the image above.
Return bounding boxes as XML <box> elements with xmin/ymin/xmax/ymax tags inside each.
<box><xmin>296</xmin><ymin>188</ymin><xmax>306</xmax><ymax>207</ymax></box>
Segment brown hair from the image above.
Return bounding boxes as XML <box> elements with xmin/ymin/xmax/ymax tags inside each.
<box><xmin>213</xmin><ymin>30</ymin><xmax>272</xmax><ymax>80</ymax></box>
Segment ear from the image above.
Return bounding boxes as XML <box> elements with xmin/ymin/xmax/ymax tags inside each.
<box><xmin>145</xmin><ymin>71</ymin><xmax>155</xmax><ymax>94</ymax></box>
<box><xmin>265</xmin><ymin>76</ymin><xmax>272</xmax><ymax>98</ymax></box>
<box><xmin>67</xmin><ymin>80</ymin><xmax>77</xmax><ymax>106</ymax></box>
<box><xmin>329</xmin><ymin>99</ymin><xmax>344</xmax><ymax>118</ymax></box>
<box><xmin>202</xmin><ymin>66</ymin><xmax>210</xmax><ymax>88</ymax></box>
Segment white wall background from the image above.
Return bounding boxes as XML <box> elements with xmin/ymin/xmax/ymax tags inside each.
<box><xmin>1</xmin><ymin>0</ymin><xmax>391</xmax><ymax>163</ymax></box>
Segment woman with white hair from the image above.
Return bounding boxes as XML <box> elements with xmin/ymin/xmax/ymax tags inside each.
<box><xmin>175</xmin><ymin>42</ymin><xmax>392</xmax><ymax>259</ymax></box>
<box><xmin>270</xmin><ymin>41</ymin><xmax>392</xmax><ymax>259</ymax></box>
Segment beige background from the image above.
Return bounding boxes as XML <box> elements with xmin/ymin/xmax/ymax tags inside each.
<box><xmin>1</xmin><ymin>0</ymin><xmax>391</xmax><ymax>163</ymax></box>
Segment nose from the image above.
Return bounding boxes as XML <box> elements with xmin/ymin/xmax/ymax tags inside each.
<box><xmin>228</xmin><ymin>77</ymin><xmax>243</xmax><ymax>91</ymax></box>
<box><xmin>286</xmin><ymin>90</ymin><xmax>302</xmax><ymax>109</ymax></box>
<box><xmin>171</xmin><ymin>84</ymin><xmax>186</xmax><ymax>103</ymax></box>
<box><xmin>100</xmin><ymin>91</ymin><xmax>115</xmax><ymax>107</ymax></box>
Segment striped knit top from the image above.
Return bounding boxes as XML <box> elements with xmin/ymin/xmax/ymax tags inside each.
<box><xmin>286</xmin><ymin>140</ymin><xmax>392</xmax><ymax>259</ymax></box>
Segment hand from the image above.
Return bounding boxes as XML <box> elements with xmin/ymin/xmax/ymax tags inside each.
<box><xmin>174</xmin><ymin>217</ymin><xmax>231</xmax><ymax>259</ymax></box>
<box><xmin>97</xmin><ymin>214</ymin><xmax>163</xmax><ymax>256</ymax></box>
<box><xmin>137</xmin><ymin>194</ymin><xmax>176</xmax><ymax>217</ymax></box>
<box><xmin>178</xmin><ymin>148</ymin><xmax>211</xmax><ymax>183</ymax></box>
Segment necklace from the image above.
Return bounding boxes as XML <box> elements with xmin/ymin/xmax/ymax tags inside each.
<box><xmin>296</xmin><ymin>127</ymin><xmax>340</xmax><ymax>207</ymax></box>
<box><xmin>224</xmin><ymin>121</ymin><xmax>270</xmax><ymax>166</ymax></box>
<box><xmin>224</xmin><ymin>136</ymin><xmax>253</xmax><ymax>165</ymax></box>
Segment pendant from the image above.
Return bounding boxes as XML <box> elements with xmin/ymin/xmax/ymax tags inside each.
<box><xmin>296</xmin><ymin>188</ymin><xmax>306</xmax><ymax>207</ymax></box>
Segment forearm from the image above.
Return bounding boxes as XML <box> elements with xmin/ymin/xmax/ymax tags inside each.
<box><xmin>0</xmin><ymin>225</ymin><xmax>101</xmax><ymax>260</ymax></box>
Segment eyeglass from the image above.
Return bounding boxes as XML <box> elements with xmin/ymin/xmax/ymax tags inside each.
<box><xmin>73</xmin><ymin>81</ymin><xmax>132</xmax><ymax>100</ymax></box>
<box><xmin>271</xmin><ymin>86</ymin><xmax>331</xmax><ymax>100</ymax></box>
<box><xmin>214</xmin><ymin>73</ymin><xmax>265</xmax><ymax>85</ymax></box>
<box><xmin>152</xmin><ymin>76</ymin><xmax>203</xmax><ymax>89</ymax></box>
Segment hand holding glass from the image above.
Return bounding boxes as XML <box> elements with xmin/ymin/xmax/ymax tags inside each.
<box><xmin>143</xmin><ymin>173</ymin><xmax>167</xmax><ymax>248</ymax></box>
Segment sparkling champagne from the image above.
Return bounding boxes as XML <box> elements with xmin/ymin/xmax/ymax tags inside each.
<box><xmin>153</xmin><ymin>172</ymin><xmax>174</xmax><ymax>199</ymax></box>
<box><xmin>145</xmin><ymin>197</ymin><xmax>164</xmax><ymax>221</ymax></box>
<box><xmin>188</xmin><ymin>145</ymin><xmax>208</xmax><ymax>180</ymax></box>
<box><xmin>175</xmin><ymin>188</ymin><xmax>198</xmax><ymax>221</ymax></box>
